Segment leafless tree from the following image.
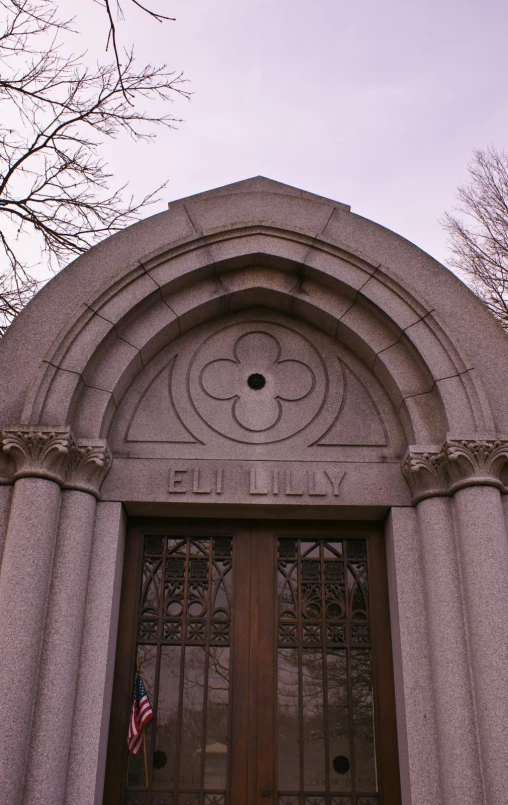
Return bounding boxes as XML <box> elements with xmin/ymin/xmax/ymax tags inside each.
<box><xmin>0</xmin><ymin>0</ymin><xmax>188</xmax><ymax>334</ymax></box>
<box><xmin>443</xmin><ymin>147</ymin><xmax>508</xmax><ymax>331</ymax></box>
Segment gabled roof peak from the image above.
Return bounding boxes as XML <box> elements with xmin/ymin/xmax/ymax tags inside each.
<box><xmin>169</xmin><ymin>175</ymin><xmax>351</xmax><ymax>210</ymax></box>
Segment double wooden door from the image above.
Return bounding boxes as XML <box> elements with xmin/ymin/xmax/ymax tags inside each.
<box><xmin>104</xmin><ymin>520</ymin><xmax>401</xmax><ymax>805</ymax></box>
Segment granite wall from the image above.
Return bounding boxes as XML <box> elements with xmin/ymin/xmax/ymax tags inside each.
<box><xmin>1</xmin><ymin>177</ymin><xmax>507</xmax><ymax>805</ymax></box>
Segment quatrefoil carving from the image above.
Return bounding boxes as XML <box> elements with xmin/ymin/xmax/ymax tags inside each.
<box><xmin>200</xmin><ymin>331</ymin><xmax>314</xmax><ymax>432</ymax></box>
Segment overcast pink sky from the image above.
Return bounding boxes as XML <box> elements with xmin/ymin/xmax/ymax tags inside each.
<box><xmin>69</xmin><ymin>0</ymin><xmax>508</xmax><ymax>266</ymax></box>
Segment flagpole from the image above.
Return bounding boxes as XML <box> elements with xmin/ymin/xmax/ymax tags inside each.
<box><xmin>136</xmin><ymin>656</ymin><xmax>149</xmax><ymax>785</ymax></box>
<box><xmin>142</xmin><ymin>728</ymin><xmax>149</xmax><ymax>788</ymax></box>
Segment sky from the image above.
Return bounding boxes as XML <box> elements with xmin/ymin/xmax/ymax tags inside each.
<box><xmin>63</xmin><ymin>0</ymin><xmax>508</xmax><ymax>267</ymax></box>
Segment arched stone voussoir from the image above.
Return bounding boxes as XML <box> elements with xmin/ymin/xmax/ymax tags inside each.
<box><xmin>28</xmin><ymin>256</ymin><xmax>476</xmax><ymax>444</ymax></box>
<box><xmin>23</xmin><ymin>226</ymin><xmax>483</xmax><ymax>443</ymax></box>
<box><xmin>3</xmin><ymin>178</ymin><xmax>500</xmax><ymax>443</ymax></box>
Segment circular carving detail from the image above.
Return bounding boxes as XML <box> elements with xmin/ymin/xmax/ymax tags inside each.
<box><xmin>188</xmin><ymin>322</ymin><xmax>328</xmax><ymax>444</ymax></box>
<box><xmin>247</xmin><ymin>372</ymin><xmax>266</xmax><ymax>390</ymax></box>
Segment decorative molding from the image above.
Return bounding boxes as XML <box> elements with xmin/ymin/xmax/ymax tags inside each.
<box><xmin>401</xmin><ymin>446</ymin><xmax>448</xmax><ymax>504</ymax></box>
<box><xmin>402</xmin><ymin>436</ymin><xmax>508</xmax><ymax>503</ymax></box>
<box><xmin>66</xmin><ymin>440</ymin><xmax>112</xmax><ymax>498</ymax></box>
<box><xmin>1</xmin><ymin>426</ymin><xmax>112</xmax><ymax>495</ymax></box>
<box><xmin>2</xmin><ymin>426</ymin><xmax>74</xmax><ymax>485</ymax></box>
<box><xmin>446</xmin><ymin>438</ymin><xmax>508</xmax><ymax>493</ymax></box>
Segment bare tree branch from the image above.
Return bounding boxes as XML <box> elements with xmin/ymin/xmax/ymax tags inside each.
<box><xmin>442</xmin><ymin>146</ymin><xmax>508</xmax><ymax>331</ymax></box>
<box><xmin>0</xmin><ymin>0</ymin><xmax>188</xmax><ymax>334</ymax></box>
<box><xmin>96</xmin><ymin>0</ymin><xmax>175</xmax><ymax>92</ymax></box>
<box><xmin>0</xmin><ymin>229</ymin><xmax>39</xmax><ymax>334</ymax></box>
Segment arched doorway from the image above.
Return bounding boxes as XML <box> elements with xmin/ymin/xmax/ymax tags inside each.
<box><xmin>105</xmin><ymin>520</ymin><xmax>400</xmax><ymax>805</ymax></box>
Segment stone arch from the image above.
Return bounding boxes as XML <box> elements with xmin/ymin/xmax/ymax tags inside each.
<box><xmin>19</xmin><ymin>227</ymin><xmax>491</xmax><ymax>446</ymax></box>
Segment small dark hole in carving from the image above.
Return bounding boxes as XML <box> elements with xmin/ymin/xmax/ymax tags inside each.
<box><xmin>333</xmin><ymin>755</ymin><xmax>350</xmax><ymax>774</ymax></box>
<box><xmin>247</xmin><ymin>373</ymin><xmax>266</xmax><ymax>390</ymax></box>
<box><xmin>153</xmin><ymin>750</ymin><xmax>167</xmax><ymax>769</ymax></box>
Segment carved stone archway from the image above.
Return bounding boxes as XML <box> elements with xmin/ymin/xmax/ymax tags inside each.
<box><xmin>1</xmin><ymin>178</ymin><xmax>508</xmax><ymax>805</ymax></box>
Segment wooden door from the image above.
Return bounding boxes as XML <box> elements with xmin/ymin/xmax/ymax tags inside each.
<box><xmin>103</xmin><ymin>520</ymin><xmax>401</xmax><ymax>805</ymax></box>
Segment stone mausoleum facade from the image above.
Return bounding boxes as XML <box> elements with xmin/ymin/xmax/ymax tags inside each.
<box><xmin>1</xmin><ymin>178</ymin><xmax>508</xmax><ymax>805</ymax></box>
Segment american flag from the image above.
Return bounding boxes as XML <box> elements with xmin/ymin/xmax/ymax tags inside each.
<box><xmin>127</xmin><ymin>672</ymin><xmax>153</xmax><ymax>755</ymax></box>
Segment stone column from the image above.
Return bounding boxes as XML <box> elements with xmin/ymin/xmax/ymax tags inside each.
<box><xmin>385</xmin><ymin>507</ymin><xmax>442</xmax><ymax>805</ymax></box>
<box><xmin>402</xmin><ymin>447</ymin><xmax>484</xmax><ymax>805</ymax></box>
<box><xmin>0</xmin><ymin>427</ymin><xmax>73</xmax><ymax>805</ymax></box>
<box><xmin>445</xmin><ymin>438</ymin><xmax>508</xmax><ymax>805</ymax></box>
<box><xmin>22</xmin><ymin>442</ymin><xmax>112</xmax><ymax>805</ymax></box>
<box><xmin>0</xmin><ymin>484</ymin><xmax>13</xmax><ymax>567</ymax></box>
<box><xmin>65</xmin><ymin>501</ymin><xmax>126</xmax><ymax>805</ymax></box>
<box><xmin>0</xmin><ymin>448</ymin><xmax>13</xmax><ymax>566</ymax></box>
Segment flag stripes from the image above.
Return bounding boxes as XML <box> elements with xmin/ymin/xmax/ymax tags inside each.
<box><xmin>127</xmin><ymin>672</ymin><xmax>153</xmax><ymax>755</ymax></box>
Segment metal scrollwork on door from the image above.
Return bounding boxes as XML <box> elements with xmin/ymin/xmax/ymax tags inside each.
<box><xmin>126</xmin><ymin>534</ymin><xmax>233</xmax><ymax>802</ymax></box>
<box><xmin>277</xmin><ymin>536</ymin><xmax>378</xmax><ymax>804</ymax></box>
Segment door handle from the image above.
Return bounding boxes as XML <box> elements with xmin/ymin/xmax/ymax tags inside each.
<box><xmin>260</xmin><ymin>788</ymin><xmax>271</xmax><ymax>798</ymax></box>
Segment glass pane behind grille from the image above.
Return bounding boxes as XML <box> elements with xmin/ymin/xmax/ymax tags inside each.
<box><xmin>126</xmin><ymin>535</ymin><xmax>232</xmax><ymax>803</ymax></box>
<box><xmin>277</xmin><ymin>538</ymin><xmax>377</xmax><ymax>804</ymax></box>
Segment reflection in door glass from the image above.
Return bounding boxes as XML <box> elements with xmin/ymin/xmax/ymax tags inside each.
<box><xmin>278</xmin><ymin>648</ymin><xmax>300</xmax><ymax>790</ymax></box>
<box><xmin>204</xmin><ymin>647</ymin><xmax>230</xmax><ymax>788</ymax></box>
<box><xmin>327</xmin><ymin>649</ymin><xmax>350</xmax><ymax>792</ymax></box>
<box><xmin>302</xmin><ymin>648</ymin><xmax>325</xmax><ymax>790</ymax></box>
<box><xmin>152</xmin><ymin>645</ymin><xmax>180</xmax><ymax>786</ymax></box>
<box><xmin>277</xmin><ymin>537</ymin><xmax>377</xmax><ymax>803</ymax></box>
<box><xmin>124</xmin><ymin>534</ymin><xmax>232</xmax><ymax>804</ymax></box>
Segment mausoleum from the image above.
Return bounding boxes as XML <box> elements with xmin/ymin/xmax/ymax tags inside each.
<box><xmin>1</xmin><ymin>177</ymin><xmax>508</xmax><ymax>805</ymax></box>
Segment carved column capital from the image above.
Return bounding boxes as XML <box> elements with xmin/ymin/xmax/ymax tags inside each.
<box><xmin>1</xmin><ymin>426</ymin><xmax>113</xmax><ymax>495</ymax></box>
<box><xmin>2</xmin><ymin>426</ymin><xmax>74</xmax><ymax>485</ymax></box>
<box><xmin>402</xmin><ymin>436</ymin><xmax>508</xmax><ymax>502</ymax></box>
<box><xmin>402</xmin><ymin>445</ymin><xmax>449</xmax><ymax>504</ymax></box>
<box><xmin>66</xmin><ymin>439</ymin><xmax>112</xmax><ymax>498</ymax></box>
<box><xmin>445</xmin><ymin>437</ymin><xmax>508</xmax><ymax>492</ymax></box>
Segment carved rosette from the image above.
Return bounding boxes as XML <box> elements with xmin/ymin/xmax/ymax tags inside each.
<box><xmin>401</xmin><ymin>446</ymin><xmax>448</xmax><ymax>504</ymax></box>
<box><xmin>402</xmin><ymin>436</ymin><xmax>508</xmax><ymax>503</ymax></box>
<box><xmin>1</xmin><ymin>426</ymin><xmax>112</xmax><ymax>496</ymax></box>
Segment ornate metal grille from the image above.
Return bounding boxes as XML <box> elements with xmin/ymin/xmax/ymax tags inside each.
<box><xmin>277</xmin><ymin>538</ymin><xmax>377</xmax><ymax>805</ymax></box>
<box><xmin>125</xmin><ymin>535</ymin><xmax>233</xmax><ymax>805</ymax></box>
